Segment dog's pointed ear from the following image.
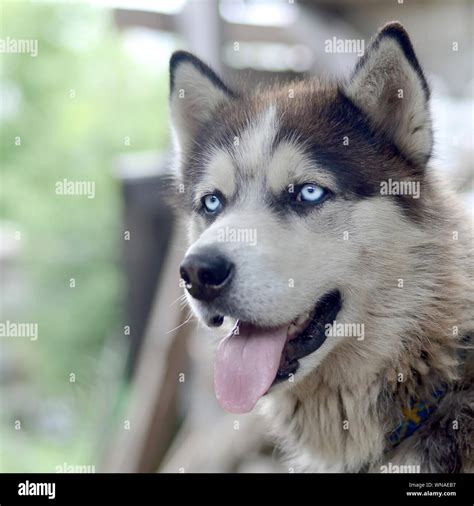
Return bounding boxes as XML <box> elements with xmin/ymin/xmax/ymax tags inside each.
<box><xmin>169</xmin><ymin>51</ymin><xmax>236</xmax><ymax>153</ymax></box>
<box><xmin>345</xmin><ymin>22</ymin><xmax>432</xmax><ymax>165</ymax></box>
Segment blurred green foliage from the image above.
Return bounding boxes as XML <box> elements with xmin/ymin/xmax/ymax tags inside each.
<box><xmin>0</xmin><ymin>1</ymin><xmax>171</xmax><ymax>470</ymax></box>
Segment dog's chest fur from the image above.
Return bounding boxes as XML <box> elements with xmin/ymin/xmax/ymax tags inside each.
<box><xmin>262</xmin><ymin>375</ymin><xmax>386</xmax><ymax>472</ymax></box>
<box><xmin>262</xmin><ymin>335</ymin><xmax>473</xmax><ymax>473</ymax></box>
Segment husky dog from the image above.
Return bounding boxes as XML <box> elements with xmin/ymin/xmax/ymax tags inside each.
<box><xmin>169</xmin><ymin>22</ymin><xmax>473</xmax><ymax>472</ymax></box>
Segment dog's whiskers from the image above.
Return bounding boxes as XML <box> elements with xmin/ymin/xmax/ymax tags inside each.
<box><xmin>166</xmin><ymin>311</ymin><xmax>196</xmax><ymax>335</ymax></box>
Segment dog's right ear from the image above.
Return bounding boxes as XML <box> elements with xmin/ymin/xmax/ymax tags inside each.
<box><xmin>345</xmin><ymin>22</ymin><xmax>432</xmax><ymax>166</ymax></box>
<box><xmin>169</xmin><ymin>51</ymin><xmax>236</xmax><ymax>154</ymax></box>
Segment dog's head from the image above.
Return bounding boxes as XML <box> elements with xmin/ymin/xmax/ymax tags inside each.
<box><xmin>169</xmin><ymin>22</ymin><xmax>433</xmax><ymax>413</ymax></box>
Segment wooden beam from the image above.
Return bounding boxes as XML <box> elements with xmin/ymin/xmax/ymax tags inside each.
<box><xmin>100</xmin><ymin>224</ymin><xmax>192</xmax><ymax>472</ymax></box>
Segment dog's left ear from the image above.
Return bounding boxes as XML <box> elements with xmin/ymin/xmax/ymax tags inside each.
<box><xmin>345</xmin><ymin>22</ymin><xmax>432</xmax><ymax>165</ymax></box>
<box><xmin>169</xmin><ymin>51</ymin><xmax>236</xmax><ymax>154</ymax></box>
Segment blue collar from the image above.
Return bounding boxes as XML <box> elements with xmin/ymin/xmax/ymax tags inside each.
<box><xmin>387</xmin><ymin>334</ymin><xmax>471</xmax><ymax>448</ymax></box>
<box><xmin>387</xmin><ymin>386</ymin><xmax>446</xmax><ymax>447</ymax></box>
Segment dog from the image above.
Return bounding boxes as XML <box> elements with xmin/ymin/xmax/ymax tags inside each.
<box><xmin>168</xmin><ymin>22</ymin><xmax>473</xmax><ymax>473</ymax></box>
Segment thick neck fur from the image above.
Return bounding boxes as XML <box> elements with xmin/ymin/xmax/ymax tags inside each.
<box><xmin>261</xmin><ymin>180</ymin><xmax>473</xmax><ymax>473</ymax></box>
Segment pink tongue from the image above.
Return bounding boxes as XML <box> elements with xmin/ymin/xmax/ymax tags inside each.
<box><xmin>214</xmin><ymin>321</ymin><xmax>288</xmax><ymax>413</ymax></box>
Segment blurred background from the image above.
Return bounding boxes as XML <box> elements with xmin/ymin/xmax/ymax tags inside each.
<box><xmin>0</xmin><ymin>0</ymin><xmax>472</xmax><ymax>473</ymax></box>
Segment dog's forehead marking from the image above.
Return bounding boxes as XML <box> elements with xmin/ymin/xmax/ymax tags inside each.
<box><xmin>196</xmin><ymin>105</ymin><xmax>278</xmax><ymax>200</ymax></box>
<box><xmin>198</xmin><ymin>148</ymin><xmax>236</xmax><ymax>198</ymax></box>
<box><xmin>199</xmin><ymin>105</ymin><xmax>339</xmax><ymax>202</ymax></box>
<box><xmin>233</xmin><ymin>105</ymin><xmax>278</xmax><ymax>178</ymax></box>
<box><xmin>267</xmin><ymin>141</ymin><xmax>338</xmax><ymax>193</ymax></box>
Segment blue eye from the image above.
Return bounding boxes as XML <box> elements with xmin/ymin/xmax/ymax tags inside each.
<box><xmin>297</xmin><ymin>184</ymin><xmax>326</xmax><ymax>203</ymax></box>
<box><xmin>202</xmin><ymin>194</ymin><xmax>222</xmax><ymax>213</ymax></box>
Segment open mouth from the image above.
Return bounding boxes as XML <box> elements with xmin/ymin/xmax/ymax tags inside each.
<box><xmin>213</xmin><ymin>290</ymin><xmax>342</xmax><ymax>414</ymax></box>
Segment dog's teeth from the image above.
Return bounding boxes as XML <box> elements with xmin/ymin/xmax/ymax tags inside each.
<box><xmin>287</xmin><ymin>323</ymin><xmax>298</xmax><ymax>338</ymax></box>
<box><xmin>295</xmin><ymin>314</ymin><xmax>308</xmax><ymax>327</ymax></box>
<box><xmin>288</xmin><ymin>311</ymin><xmax>314</xmax><ymax>338</ymax></box>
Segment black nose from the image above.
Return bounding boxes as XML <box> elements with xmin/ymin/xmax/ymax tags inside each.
<box><xmin>180</xmin><ymin>251</ymin><xmax>234</xmax><ymax>301</ymax></box>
